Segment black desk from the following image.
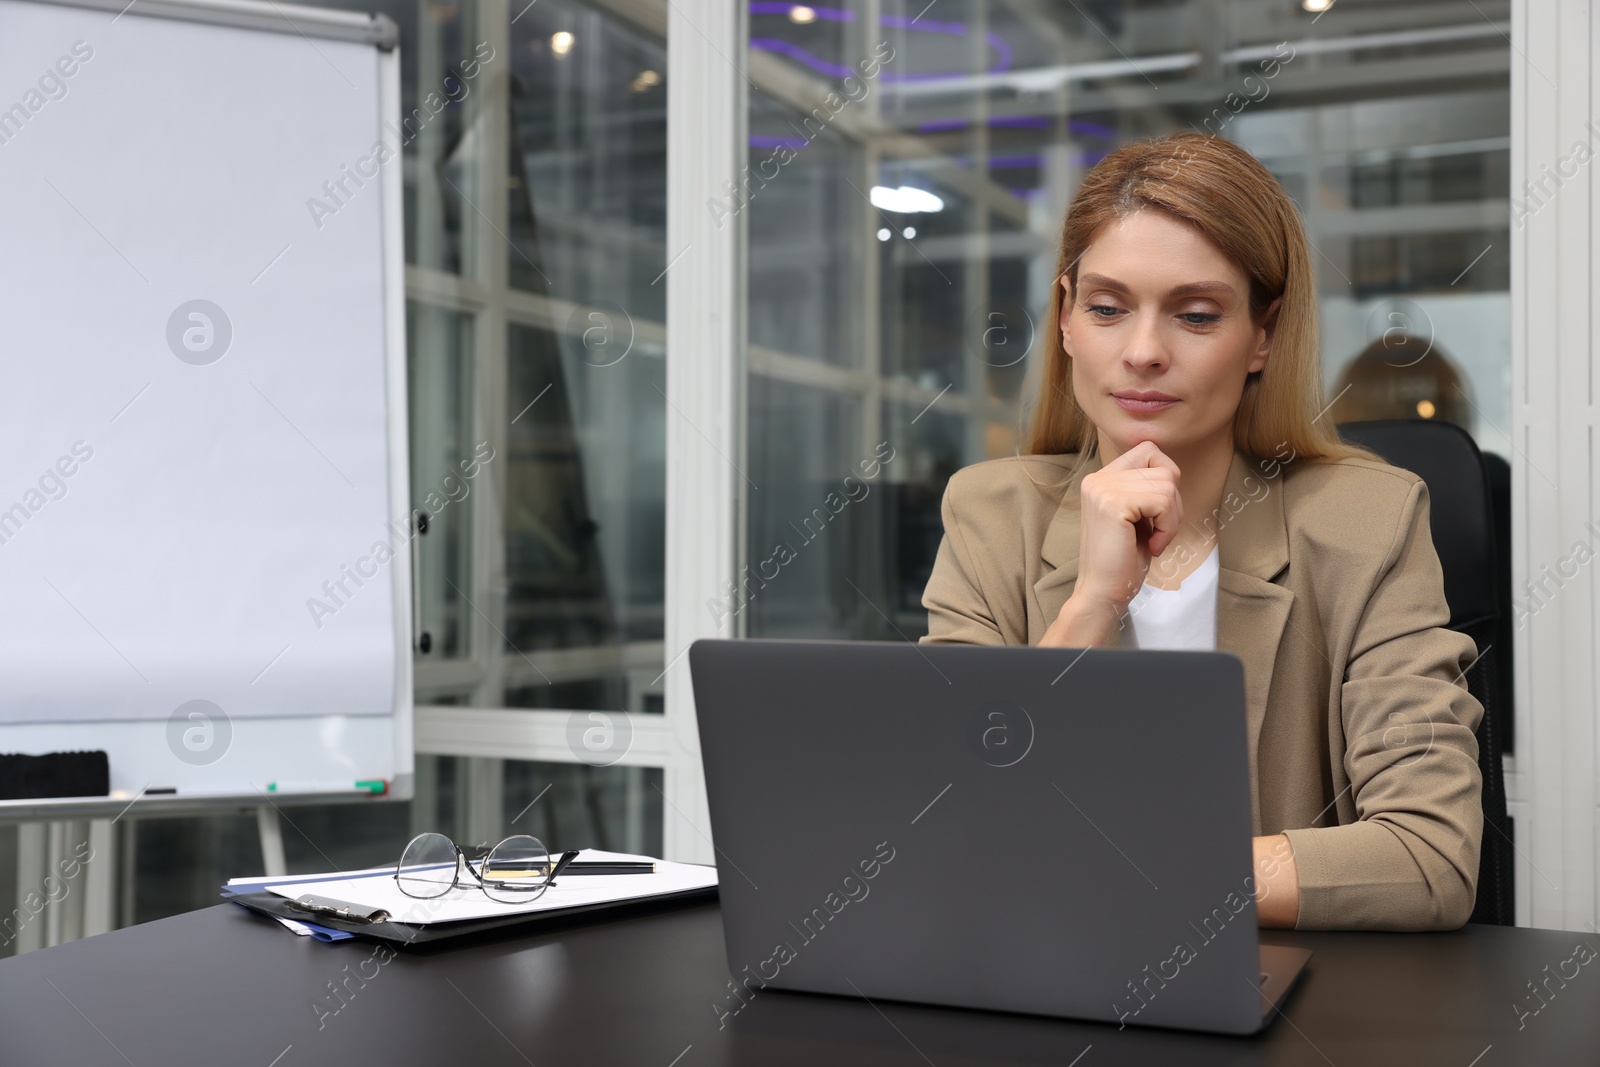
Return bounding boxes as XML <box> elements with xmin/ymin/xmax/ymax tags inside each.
<box><xmin>1</xmin><ymin>899</ymin><xmax>1595</xmax><ymax>1065</ymax></box>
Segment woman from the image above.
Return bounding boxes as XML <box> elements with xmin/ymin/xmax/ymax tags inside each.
<box><xmin>920</xmin><ymin>132</ymin><xmax>1484</xmax><ymax>933</ymax></box>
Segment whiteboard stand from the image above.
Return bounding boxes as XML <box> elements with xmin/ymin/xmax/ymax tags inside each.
<box><xmin>255</xmin><ymin>804</ymin><xmax>287</xmax><ymax>878</ymax></box>
<box><xmin>3</xmin><ymin>794</ymin><xmax>357</xmax><ymax>955</ymax></box>
<box><xmin>0</xmin><ymin>0</ymin><xmax>413</xmax><ymax>949</ymax></box>
<box><xmin>11</xmin><ymin>824</ymin><xmax>46</xmax><ymax>954</ymax></box>
<box><xmin>7</xmin><ymin>818</ymin><xmax>111</xmax><ymax>955</ymax></box>
<box><xmin>0</xmin><ymin>0</ymin><xmax>414</xmax><ymax>804</ymax></box>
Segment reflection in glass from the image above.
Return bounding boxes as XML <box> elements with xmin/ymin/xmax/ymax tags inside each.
<box><xmin>881</xmin><ymin>402</ymin><xmax>964</xmax><ymax>622</ymax></box>
<box><xmin>743</xmin><ymin>379</ymin><xmax>867</xmax><ymax>638</ymax></box>
<box><xmin>313</xmin><ymin>0</ymin><xmax>481</xmax><ymax>273</ymax></box>
<box><xmin>507</xmin><ymin>0</ymin><xmax>668</xmax><ymax>319</ymax></box>
<box><xmin>1329</xmin><ymin>334</ymin><xmax>1475</xmax><ymax>432</ymax></box>
<box><xmin>503</xmin><ymin>322</ymin><xmax>664</xmax><ymax>711</ymax></box>
<box><xmin>503</xmin><ymin>760</ymin><xmax>663</xmax><ymax>856</ymax></box>
<box><xmin>495</xmin><ymin>0</ymin><xmax>669</xmax><ymax>711</ymax></box>
<box><xmin>747</xmin><ymin>91</ymin><xmax>859</xmax><ymax>366</ymax></box>
<box><xmin>407</xmin><ymin>302</ymin><xmax>474</xmax><ymax>659</ymax></box>
<box><xmin>878</xmin><ymin>163</ymin><xmax>970</xmax><ymax>393</ymax></box>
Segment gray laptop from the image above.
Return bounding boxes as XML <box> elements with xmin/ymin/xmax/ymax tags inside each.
<box><xmin>689</xmin><ymin>638</ymin><xmax>1311</xmax><ymax>1036</ymax></box>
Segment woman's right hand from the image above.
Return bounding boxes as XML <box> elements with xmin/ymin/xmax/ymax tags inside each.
<box><xmin>1038</xmin><ymin>441</ymin><xmax>1184</xmax><ymax>648</ymax></box>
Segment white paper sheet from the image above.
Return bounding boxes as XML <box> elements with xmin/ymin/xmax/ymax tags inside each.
<box><xmin>260</xmin><ymin>850</ymin><xmax>718</xmax><ymax>925</ymax></box>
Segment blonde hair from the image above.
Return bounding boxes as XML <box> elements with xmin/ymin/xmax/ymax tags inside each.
<box><xmin>1025</xmin><ymin>131</ymin><xmax>1371</xmax><ymax>465</ymax></box>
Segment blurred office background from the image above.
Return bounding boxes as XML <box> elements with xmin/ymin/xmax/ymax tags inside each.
<box><xmin>1</xmin><ymin>0</ymin><xmax>1517</xmax><ymax>946</ymax></box>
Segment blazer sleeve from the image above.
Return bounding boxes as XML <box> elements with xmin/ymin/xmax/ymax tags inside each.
<box><xmin>1282</xmin><ymin>478</ymin><xmax>1485</xmax><ymax>931</ymax></box>
<box><xmin>920</xmin><ymin>474</ymin><xmax>1007</xmax><ymax>645</ymax></box>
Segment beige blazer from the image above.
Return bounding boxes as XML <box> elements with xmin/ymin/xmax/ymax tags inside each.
<box><xmin>920</xmin><ymin>448</ymin><xmax>1484</xmax><ymax>931</ymax></box>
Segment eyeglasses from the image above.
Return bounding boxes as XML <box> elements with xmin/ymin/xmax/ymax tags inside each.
<box><xmin>393</xmin><ymin>832</ymin><xmax>580</xmax><ymax>904</ymax></box>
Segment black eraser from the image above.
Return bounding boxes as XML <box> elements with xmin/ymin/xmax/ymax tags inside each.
<box><xmin>0</xmin><ymin>751</ymin><xmax>111</xmax><ymax>800</ymax></box>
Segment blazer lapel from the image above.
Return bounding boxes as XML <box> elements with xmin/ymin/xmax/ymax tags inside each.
<box><xmin>1212</xmin><ymin>451</ymin><xmax>1294</xmax><ymax>831</ymax></box>
<box><xmin>1031</xmin><ymin>454</ymin><xmax>1101</xmax><ymax>631</ymax></box>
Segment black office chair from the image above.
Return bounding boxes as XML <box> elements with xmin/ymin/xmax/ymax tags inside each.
<box><xmin>1336</xmin><ymin>420</ymin><xmax>1514</xmax><ymax>926</ymax></box>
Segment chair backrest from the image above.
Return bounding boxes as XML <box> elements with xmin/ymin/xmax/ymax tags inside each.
<box><xmin>1335</xmin><ymin>419</ymin><xmax>1514</xmax><ymax>926</ymax></box>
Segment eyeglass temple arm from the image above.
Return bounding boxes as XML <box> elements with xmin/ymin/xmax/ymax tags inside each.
<box><xmin>547</xmin><ymin>850</ymin><xmax>580</xmax><ymax>884</ymax></box>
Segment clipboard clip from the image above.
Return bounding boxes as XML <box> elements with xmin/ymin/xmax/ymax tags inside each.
<box><xmin>286</xmin><ymin>893</ymin><xmax>391</xmax><ymax>925</ymax></box>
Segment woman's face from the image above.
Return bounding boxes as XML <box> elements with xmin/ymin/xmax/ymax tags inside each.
<box><xmin>1061</xmin><ymin>209</ymin><xmax>1276</xmax><ymax>462</ymax></box>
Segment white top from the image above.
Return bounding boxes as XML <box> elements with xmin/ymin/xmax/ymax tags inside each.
<box><xmin>1124</xmin><ymin>546</ymin><xmax>1220</xmax><ymax>651</ymax></box>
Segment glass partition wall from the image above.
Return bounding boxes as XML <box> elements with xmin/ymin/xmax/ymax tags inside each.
<box><xmin>363</xmin><ymin>0</ymin><xmax>673</xmax><ymax>851</ymax></box>
<box><xmin>742</xmin><ymin>0</ymin><xmax>1512</xmax><ymax>645</ymax></box>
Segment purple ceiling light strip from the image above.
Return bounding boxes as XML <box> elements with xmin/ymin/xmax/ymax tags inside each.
<box><xmin>749</xmin><ymin>134</ymin><xmax>813</xmax><ymax>150</ymax></box>
<box><xmin>748</xmin><ymin>2</ymin><xmax>1014</xmax><ymax>81</ymax></box>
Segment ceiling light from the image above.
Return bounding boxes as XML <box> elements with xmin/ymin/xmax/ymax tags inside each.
<box><xmin>789</xmin><ymin>5</ymin><xmax>817</xmax><ymax>23</ymax></box>
<box><xmin>551</xmin><ymin>31</ymin><xmax>575</xmax><ymax>56</ymax></box>
<box><xmin>876</xmin><ymin>228</ymin><xmax>891</xmax><ymax>241</ymax></box>
<box><xmin>869</xmin><ymin>185</ymin><xmax>945</xmax><ymax>213</ymax></box>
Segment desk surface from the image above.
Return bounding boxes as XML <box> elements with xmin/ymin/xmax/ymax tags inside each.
<box><xmin>0</xmin><ymin>898</ymin><xmax>1595</xmax><ymax>1066</ymax></box>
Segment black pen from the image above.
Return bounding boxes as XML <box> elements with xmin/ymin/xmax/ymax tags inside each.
<box><xmin>559</xmin><ymin>861</ymin><xmax>656</xmax><ymax>876</ymax></box>
<box><xmin>478</xmin><ymin>855</ymin><xmax>657</xmax><ymax>878</ymax></box>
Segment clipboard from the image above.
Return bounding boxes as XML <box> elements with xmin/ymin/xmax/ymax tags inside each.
<box><xmin>222</xmin><ymin>879</ymin><xmax>718</xmax><ymax>947</ymax></box>
<box><xmin>222</xmin><ymin>883</ymin><xmax>716</xmax><ymax>947</ymax></box>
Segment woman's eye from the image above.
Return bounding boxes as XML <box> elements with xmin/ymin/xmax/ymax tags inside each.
<box><xmin>1087</xmin><ymin>304</ymin><xmax>1121</xmax><ymax>319</ymax></box>
<box><xmin>1180</xmin><ymin>312</ymin><xmax>1221</xmax><ymax>326</ymax></box>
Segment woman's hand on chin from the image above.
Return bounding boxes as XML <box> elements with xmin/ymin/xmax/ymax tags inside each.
<box><xmin>1038</xmin><ymin>441</ymin><xmax>1183</xmax><ymax>649</ymax></box>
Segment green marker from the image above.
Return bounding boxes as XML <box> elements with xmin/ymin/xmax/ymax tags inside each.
<box><xmin>266</xmin><ymin>779</ymin><xmax>388</xmax><ymax>795</ymax></box>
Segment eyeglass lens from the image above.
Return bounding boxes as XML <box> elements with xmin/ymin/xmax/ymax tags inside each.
<box><xmin>480</xmin><ymin>835</ymin><xmax>552</xmax><ymax>903</ymax></box>
<box><xmin>395</xmin><ymin>832</ymin><xmax>461</xmax><ymax>899</ymax></box>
